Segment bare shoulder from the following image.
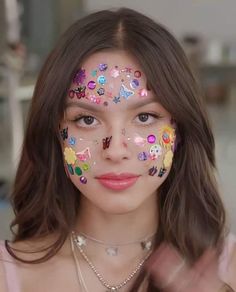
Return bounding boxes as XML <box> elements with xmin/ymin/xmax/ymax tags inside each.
<box><xmin>227</xmin><ymin>242</ymin><xmax>236</xmax><ymax>290</ymax></box>
<box><xmin>0</xmin><ymin>243</ymin><xmax>8</xmax><ymax>292</ymax></box>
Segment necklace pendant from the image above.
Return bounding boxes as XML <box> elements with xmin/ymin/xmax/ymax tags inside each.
<box><xmin>106</xmin><ymin>246</ymin><xmax>118</xmax><ymax>256</ymax></box>
<box><xmin>141</xmin><ymin>240</ymin><xmax>152</xmax><ymax>251</ymax></box>
<box><xmin>106</xmin><ymin>287</ymin><xmax>118</xmax><ymax>291</ymax></box>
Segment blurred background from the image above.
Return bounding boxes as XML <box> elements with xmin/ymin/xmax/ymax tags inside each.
<box><xmin>0</xmin><ymin>0</ymin><xmax>235</xmax><ymax>239</ymax></box>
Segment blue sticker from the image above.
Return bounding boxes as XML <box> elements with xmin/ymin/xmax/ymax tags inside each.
<box><xmin>97</xmin><ymin>75</ymin><xmax>107</xmax><ymax>85</ymax></box>
<box><xmin>91</xmin><ymin>70</ymin><xmax>97</xmax><ymax>77</ymax></box>
<box><xmin>69</xmin><ymin>137</ymin><xmax>76</xmax><ymax>146</ymax></box>
<box><xmin>119</xmin><ymin>84</ymin><xmax>134</xmax><ymax>100</ymax></box>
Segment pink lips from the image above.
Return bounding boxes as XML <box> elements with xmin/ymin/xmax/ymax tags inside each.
<box><xmin>96</xmin><ymin>173</ymin><xmax>140</xmax><ymax>191</ymax></box>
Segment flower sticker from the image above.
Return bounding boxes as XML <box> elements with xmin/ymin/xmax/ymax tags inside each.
<box><xmin>64</xmin><ymin>147</ymin><xmax>77</xmax><ymax>165</ymax></box>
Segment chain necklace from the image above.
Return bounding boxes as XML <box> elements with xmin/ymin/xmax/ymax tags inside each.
<box><xmin>72</xmin><ymin>231</ymin><xmax>152</xmax><ymax>291</ymax></box>
<box><xmin>71</xmin><ymin>235</ymin><xmax>89</xmax><ymax>292</ymax></box>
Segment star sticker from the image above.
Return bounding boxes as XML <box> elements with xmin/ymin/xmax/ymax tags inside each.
<box><xmin>113</xmin><ymin>96</ymin><xmax>121</xmax><ymax>104</ymax></box>
<box><xmin>76</xmin><ymin>235</ymin><xmax>86</xmax><ymax>246</ymax></box>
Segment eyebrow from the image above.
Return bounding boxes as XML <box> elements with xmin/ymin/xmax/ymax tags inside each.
<box><xmin>65</xmin><ymin>97</ymin><xmax>157</xmax><ymax>111</ymax></box>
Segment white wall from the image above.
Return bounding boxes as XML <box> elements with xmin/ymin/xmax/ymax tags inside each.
<box><xmin>84</xmin><ymin>0</ymin><xmax>236</xmax><ymax>43</ymax></box>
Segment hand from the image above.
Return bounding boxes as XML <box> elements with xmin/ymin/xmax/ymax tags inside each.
<box><xmin>146</xmin><ymin>243</ymin><xmax>227</xmax><ymax>292</ymax></box>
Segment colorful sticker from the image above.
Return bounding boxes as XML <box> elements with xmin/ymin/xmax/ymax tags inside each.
<box><xmin>67</xmin><ymin>164</ymin><xmax>74</xmax><ymax>175</ymax></box>
<box><xmin>76</xmin><ymin>147</ymin><xmax>91</xmax><ymax>162</ymax></box>
<box><xmin>69</xmin><ymin>137</ymin><xmax>76</xmax><ymax>146</ymax></box>
<box><xmin>119</xmin><ymin>84</ymin><xmax>134</xmax><ymax>100</ymax></box>
<box><xmin>110</xmin><ymin>68</ymin><xmax>120</xmax><ymax>78</ymax></box>
<box><xmin>103</xmin><ymin>136</ymin><xmax>112</xmax><ymax>150</ymax></box>
<box><xmin>149</xmin><ymin>166</ymin><xmax>158</xmax><ymax>176</ymax></box>
<box><xmin>99</xmin><ymin>63</ymin><xmax>108</xmax><ymax>71</ymax></box>
<box><xmin>80</xmin><ymin>176</ymin><xmax>87</xmax><ymax>184</ymax></box>
<box><xmin>149</xmin><ymin>144</ymin><xmax>162</xmax><ymax>160</ymax></box>
<box><xmin>97</xmin><ymin>88</ymin><xmax>105</xmax><ymax>96</ymax></box>
<box><xmin>163</xmin><ymin>150</ymin><xmax>173</xmax><ymax>168</ymax></box>
<box><xmin>138</xmin><ymin>152</ymin><xmax>149</xmax><ymax>161</ymax></box>
<box><xmin>73</xmin><ymin>69</ymin><xmax>86</xmax><ymax>85</ymax></box>
<box><xmin>75</xmin><ymin>166</ymin><xmax>82</xmax><ymax>176</ymax></box>
<box><xmin>60</xmin><ymin>127</ymin><xmax>68</xmax><ymax>140</ymax></box>
<box><xmin>64</xmin><ymin>147</ymin><xmax>77</xmax><ymax>165</ymax></box>
<box><xmin>87</xmin><ymin>81</ymin><xmax>96</xmax><ymax>90</ymax></box>
<box><xmin>97</xmin><ymin>75</ymin><xmax>107</xmax><ymax>85</ymax></box>
<box><xmin>147</xmin><ymin>134</ymin><xmax>156</xmax><ymax>144</ymax></box>
<box><xmin>158</xmin><ymin>167</ymin><xmax>167</xmax><ymax>177</ymax></box>
<box><xmin>82</xmin><ymin>163</ymin><xmax>90</xmax><ymax>171</ymax></box>
<box><xmin>160</xmin><ymin>126</ymin><xmax>175</xmax><ymax>149</ymax></box>
<box><xmin>138</xmin><ymin>88</ymin><xmax>148</xmax><ymax>97</ymax></box>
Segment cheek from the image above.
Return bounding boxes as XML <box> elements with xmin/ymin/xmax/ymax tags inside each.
<box><xmin>132</xmin><ymin>124</ymin><xmax>176</xmax><ymax>177</ymax></box>
<box><xmin>59</xmin><ymin>124</ymin><xmax>96</xmax><ymax>184</ymax></box>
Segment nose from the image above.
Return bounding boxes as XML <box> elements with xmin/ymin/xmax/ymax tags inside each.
<box><xmin>102</xmin><ymin>128</ymin><xmax>132</xmax><ymax>162</ymax></box>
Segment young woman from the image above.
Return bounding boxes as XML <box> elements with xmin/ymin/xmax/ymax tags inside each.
<box><xmin>0</xmin><ymin>8</ymin><xmax>235</xmax><ymax>292</ymax></box>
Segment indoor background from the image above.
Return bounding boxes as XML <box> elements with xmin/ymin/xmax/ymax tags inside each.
<box><xmin>0</xmin><ymin>0</ymin><xmax>236</xmax><ymax>239</ymax></box>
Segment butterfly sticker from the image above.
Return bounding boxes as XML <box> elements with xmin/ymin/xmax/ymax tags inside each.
<box><xmin>113</xmin><ymin>96</ymin><xmax>121</xmax><ymax>104</ymax></box>
<box><xmin>76</xmin><ymin>147</ymin><xmax>91</xmax><ymax>162</ymax></box>
<box><xmin>148</xmin><ymin>166</ymin><xmax>158</xmax><ymax>176</ymax></box>
<box><xmin>103</xmin><ymin>136</ymin><xmax>112</xmax><ymax>150</ymax></box>
<box><xmin>60</xmin><ymin>127</ymin><xmax>68</xmax><ymax>140</ymax></box>
<box><xmin>119</xmin><ymin>84</ymin><xmax>134</xmax><ymax>100</ymax></box>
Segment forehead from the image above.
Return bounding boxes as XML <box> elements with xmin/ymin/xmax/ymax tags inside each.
<box><xmin>66</xmin><ymin>50</ymin><xmax>159</xmax><ymax>112</ymax></box>
<box><xmin>81</xmin><ymin>50</ymin><xmax>145</xmax><ymax>77</ymax></box>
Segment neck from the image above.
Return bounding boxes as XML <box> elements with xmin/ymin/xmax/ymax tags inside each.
<box><xmin>74</xmin><ymin>194</ymin><xmax>158</xmax><ymax>245</ymax></box>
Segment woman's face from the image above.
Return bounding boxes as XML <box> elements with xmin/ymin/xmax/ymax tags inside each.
<box><xmin>60</xmin><ymin>50</ymin><xmax>176</xmax><ymax>214</ymax></box>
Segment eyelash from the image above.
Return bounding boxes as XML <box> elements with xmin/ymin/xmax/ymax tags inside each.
<box><xmin>70</xmin><ymin>112</ymin><xmax>162</xmax><ymax>128</ymax></box>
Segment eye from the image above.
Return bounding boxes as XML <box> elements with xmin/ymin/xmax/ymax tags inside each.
<box><xmin>135</xmin><ymin>112</ymin><xmax>161</xmax><ymax>125</ymax></box>
<box><xmin>73</xmin><ymin>115</ymin><xmax>99</xmax><ymax>128</ymax></box>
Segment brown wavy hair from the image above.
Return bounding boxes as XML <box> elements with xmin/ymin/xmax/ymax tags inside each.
<box><xmin>6</xmin><ymin>8</ymin><xmax>226</xmax><ymax>291</ymax></box>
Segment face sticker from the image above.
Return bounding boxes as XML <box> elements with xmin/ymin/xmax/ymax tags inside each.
<box><xmin>97</xmin><ymin>88</ymin><xmax>105</xmax><ymax>96</ymax></box>
<box><xmin>147</xmin><ymin>134</ymin><xmax>156</xmax><ymax>144</ymax></box>
<box><xmin>97</xmin><ymin>75</ymin><xmax>107</xmax><ymax>85</ymax></box>
<box><xmin>69</xmin><ymin>137</ymin><xmax>76</xmax><ymax>146</ymax></box>
<box><xmin>158</xmin><ymin>167</ymin><xmax>167</xmax><ymax>177</ymax></box>
<box><xmin>88</xmin><ymin>80</ymin><xmax>96</xmax><ymax>90</ymax></box>
<box><xmin>67</xmin><ymin>164</ymin><xmax>74</xmax><ymax>175</ymax></box>
<box><xmin>64</xmin><ymin>147</ymin><xmax>77</xmax><ymax>165</ymax></box>
<box><xmin>80</xmin><ymin>176</ymin><xmax>87</xmax><ymax>184</ymax></box>
<box><xmin>163</xmin><ymin>150</ymin><xmax>173</xmax><ymax>168</ymax></box>
<box><xmin>138</xmin><ymin>152</ymin><xmax>149</xmax><ymax>161</ymax></box>
<box><xmin>113</xmin><ymin>96</ymin><xmax>121</xmax><ymax>104</ymax></box>
<box><xmin>75</xmin><ymin>166</ymin><xmax>83</xmax><ymax>176</ymax></box>
<box><xmin>149</xmin><ymin>144</ymin><xmax>162</xmax><ymax>160</ymax></box>
<box><xmin>73</xmin><ymin>69</ymin><xmax>86</xmax><ymax>85</ymax></box>
<box><xmin>102</xmin><ymin>136</ymin><xmax>112</xmax><ymax>150</ymax></box>
<box><xmin>60</xmin><ymin>127</ymin><xmax>68</xmax><ymax>140</ymax></box>
<box><xmin>119</xmin><ymin>84</ymin><xmax>134</xmax><ymax>100</ymax></box>
<box><xmin>99</xmin><ymin>63</ymin><xmax>108</xmax><ymax>71</ymax></box>
<box><xmin>160</xmin><ymin>126</ymin><xmax>175</xmax><ymax>149</ymax></box>
<box><xmin>148</xmin><ymin>166</ymin><xmax>158</xmax><ymax>176</ymax></box>
<box><xmin>76</xmin><ymin>147</ymin><xmax>91</xmax><ymax>162</ymax></box>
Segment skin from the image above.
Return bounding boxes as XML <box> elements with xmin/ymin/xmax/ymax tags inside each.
<box><xmin>0</xmin><ymin>50</ymin><xmax>235</xmax><ymax>292</ymax></box>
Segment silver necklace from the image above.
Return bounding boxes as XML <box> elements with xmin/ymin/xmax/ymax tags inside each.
<box><xmin>75</xmin><ymin>231</ymin><xmax>155</xmax><ymax>256</ymax></box>
<box><xmin>71</xmin><ymin>235</ymin><xmax>89</xmax><ymax>292</ymax></box>
<box><xmin>72</xmin><ymin>232</ymin><xmax>152</xmax><ymax>291</ymax></box>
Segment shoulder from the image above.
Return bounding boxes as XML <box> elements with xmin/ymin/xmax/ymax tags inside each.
<box><xmin>219</xmin><ymin>233</ymin><xmax>236</xmax><ymax>290</ymax></box>
<box><xmin>0</xmin><ymin>240</ymin><xmax>9</xmax><ymax>292</ymax></box>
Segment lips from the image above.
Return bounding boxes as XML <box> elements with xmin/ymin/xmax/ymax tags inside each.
<box><xmin>95</xmin><ymin>173</ymin><xmax>140</xmax><ymax>191</ymax></box>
